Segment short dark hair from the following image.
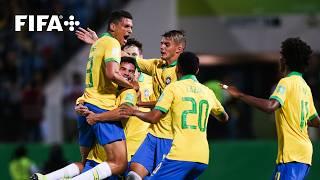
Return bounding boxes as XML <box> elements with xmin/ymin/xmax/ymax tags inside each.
<box><xmin>281</xmin><ymin>37</ymin><xmax>312</xmax><ymax>73</ymax></box>
<box><xmin>121</xmin><ymin>56</ymin><xmax>137</xmax><ymax>70</ymax></box>
<box><xmin>162</xmin><ymin>30</ymin><xmax>186</xmax><ymax>49</ymax></box>
<box><xmin>108</xmin><ymin>10</ymin><xmax>133</xmax><ymax>31</ymax></box>
<box><xmin>177</xmin><ymin>52</ymin><xmax>199</xmax><ymax>75</ymax></box>
<box><xmin>123</xmin><ymin>38</ymin><xmax>143</xmax><ymax>53</ymax></box>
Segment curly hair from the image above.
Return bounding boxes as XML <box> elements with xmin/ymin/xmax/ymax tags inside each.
<box><xmin>177</xmin><ymin>52</ymin><xmax>199</xmax><ymax>75</ymax></box>
<box><xmin>280</xmin><ymin>37</ymin><xmax>312</xmax><ymax>73</ymax></box>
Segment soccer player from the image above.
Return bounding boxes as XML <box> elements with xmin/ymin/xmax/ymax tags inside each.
<box><xmin>76</xmin><ymin>29</ymin><xmax>186</xmax><ymax>179</ymax></box>
<box><xmin>221</xmin><ymin>37</ymin><xmax>320</xmax><ymax>180</ymax></box>
<box><xmin>80</xmin><ymin>40</ymin><xmax>155</xmax><ymax>176</ymax></box>
<box><xmin>120</xmin><ymin>52</ymin><xmax>229</xmax><ymax>179</ymax></box>
<box><xmin>73</xmin><ymin>56</ymin><xmax>138</xmax><ymax>180</ymax></box>
<box><xmin>31</xmin><ymin>10</ymin><xmax>135</xmax><ymax>180</ymax></box>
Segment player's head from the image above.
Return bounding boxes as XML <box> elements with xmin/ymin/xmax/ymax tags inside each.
<box><xmin>160</xmin><ymin>30</ymin><xmax>186</xmax><ymax>61</ymax></box>
<box><xmin>123</xmin><ymin>38</ymin><xmax>143</xmax><ymax>58</ymax></box>
<box><xmin>176</xmin><ymin>52</ymin><xmax>199</xmax><ymax>79</ymax></box>
<box><xmin>120</xmin><ymin>56</ymin><xmax>137</xmax><ymax>81</ymax></box>
<box><xmin>107</xmin><ymin>10</ymin><xmax>133</xmax><ymax>46</ymax></box>
<box><xmin>280</xmin><ymin>37</ymin><xmax>312</xmax><ymax>74</ymax></box>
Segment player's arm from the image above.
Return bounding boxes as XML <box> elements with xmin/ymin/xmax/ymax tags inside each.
<box><xmin>213</xmin><ymin>111</ymin><xmax>229</xmax><ymax>123</ymax></box>
<box><xmin>136</xmin><ymin>101</ymin><xmax>156</xmax><ymax>108</ymax></box>
<box><xmin>105</xmin><ymin>61</ymin><xmax>139</xmax><ymax>90</ymax></box>
<box><xmin>120</xmin><ymin>106</ymin><xmax>163</xmax><ymax>124</ymax></box>
<box><xmin>221</xmin><ymin>84</ymin><xmax>280</xmax><ymax>113</ymax></box>
<box><xmin>86</xmin><ymin>104</ymin><xmax>131</xmax><ymax>125</ymax></box>
<box><xmin>308</xmin><ymin>115</ymin><xmax>320</xmax><ymax>128</ymax></box>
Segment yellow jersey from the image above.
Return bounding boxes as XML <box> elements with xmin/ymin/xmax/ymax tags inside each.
<box><xmin>155</xmin><ymin>75</ymin><xmax>225</xmax><ymax>164</ymax></box>
<box><xmin>86</xmin><ymin>88</ymin><xmax>137</xmax><ymax>163</ymax></box>
<box><xmin>87</xmin><ymin>75</ymin><xmax>155</xmax><ymax>162</ymax></box>
<box><xmin>269</xmin><ymin>71</ymin><xmax>318</xmax><ymax>165</ymax></box>
<box><xmin>136</xmin><ymin>58</ymin><xmax>177</xmax><ymax>139</ymax></box>
<box><xmin>124</xmin><ymin>73</ymin><xmax>153</xmax><ymax>160</ymax></box>
<box><xmin>76</xmin><ymin>33</ymin><xmax>121</xmax><ymax>110</ymax></box>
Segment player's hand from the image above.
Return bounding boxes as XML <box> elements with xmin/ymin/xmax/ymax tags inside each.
<box><xmin>75</xmin><ymin>27</ymin><xmax>98</xmax><ymax>44</ymax></box>
<box><xmin>75</xmin><ymin>104</ymin><xmax>90</xmax><ymax>116</ymax></box>
<box><xmin>220</xmin><ymin>83</ymin><xmax>242</xmax><ymax>99</ymax></box>
<box><xmin>86</xmin><ymin>111</ymin><xmax>98</xmax><ymax>125</ymax></box>
<box><xmin>121</xmin><ymin>51</ymin><xmax>130</xmax><ymax>57</ymax></box>
<box><xmin>119</xmin><ymin>105</ymin><xmax>137</xmax><ymax>116</ymax></box>
<box><xmin>131</xmin><ymin>81</ymin><xmax>140</xmax><ymax>92</ymax></box>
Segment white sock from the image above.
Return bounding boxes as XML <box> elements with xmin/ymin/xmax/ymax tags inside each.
<box><xmin>72</xmin><ymin>162</ymin><xmax>111</xmax><ymax>180</ymax></box>
<box><xmin>46</xmin><ymin>163</ymin><xmax>80</xmax><ymax>180</ymax></box>
<box><xmin>126</xmin><ymin>171</ymin><xmax>142</xmax><ymax>180</ymax></box>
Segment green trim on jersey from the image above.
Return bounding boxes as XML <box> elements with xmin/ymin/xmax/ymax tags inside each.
<box><xmin>287</xmin><ymin>71</ymin><xmax>303</xmax><ymax>77</ymax></box>
<box><xmin>138</xmin><ymin>73</ymin><xmax>144</xmax><ymax>82</ymax></box>
<box><xmin>167</xmin><ymin>60</ymin><xmax>177</xmax><ymax>67</ymax></box>
<box><xmin>155</xmin><ymin>106</ymin><xmax>168</xmax><ymax>113</ymax></box>
<box><xmin>100</xmin><ymin>32</ymin><xmax>113</xmax><ymax>38</ymax></box>
<box><xmin>104</xmin><ymin>57</ymin><xmax>120</xmax><ymax>63</ymax></box>
<box><xmin>308</xmin><ymin>113</ymin><xmax>319</xmax><ymax>122</ymax></box>
<box><xmin>179</xmin><ymin>74</ymin><xmax>198</xmax><ymax>82</ymax></box>
<box><xmin>270</xmin><ymin>95</ymin><xmax>284</xmax><ymax>106</ymax></box>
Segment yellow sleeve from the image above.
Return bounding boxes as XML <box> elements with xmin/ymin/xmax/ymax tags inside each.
<box><xmin>269</xmin><ymin>79</ymin><xmax>287</xmax><ymax>106</ymax></box>
<box><xmin>118</xmin><ymin>89</ymin><xmax>137</xmax><ymax>106</ymax></box>
<box><xmin>136</xmin><ymin>58</ymin><xmax>158</xmax><ymax>76</ymax></box>
<box><xmin>308</xmin><ymin>93</ymin><xmax>318</xmax><ymax>121</ymax></box>
<box><xmin>210</xmin><ymin>91</ymin><xmax>225</xmax><ymax>116</ymax></box>
<box><xmin>100</xmin><ymin>38</ymin><xmax>121</xmax><ymax>63</ymax></box>
<box><xmin>154</xmin><ymin>85</ymin><xmax>174</xmax><ymax>113</ymax></box>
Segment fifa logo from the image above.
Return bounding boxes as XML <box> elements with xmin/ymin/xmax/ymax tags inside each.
<box><xmin>15</xmin><ymin>15</ymin><xmax>80</xmax><ymax>32</ymax></box>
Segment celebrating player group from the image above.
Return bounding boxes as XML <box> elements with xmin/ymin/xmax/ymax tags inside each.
<box><xmin>31</xmin><ymin>10</ymin><xmax>320</xmax><ymax>180</ymax></box>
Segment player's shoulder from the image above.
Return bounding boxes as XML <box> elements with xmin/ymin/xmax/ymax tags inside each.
<box><xmin>96</xmin><ymin>34</ymin><xmax>120</xmax><ymax>46</ymax></box>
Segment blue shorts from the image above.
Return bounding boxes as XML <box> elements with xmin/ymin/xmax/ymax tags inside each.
<box><xmin>82</xmin><ymin>160</ymin><xmax>121</xmax><ymax>180</ymax></box>
<box><xmin>271</xmin><ymin>162</ymin><xmax>310</xmax><ymax>180</ymax></box>
<box><xmin>77</xmin><ymin>103</ymin><xmax>125</xmax><ymax>147</ymax></box>
<box><xmin>149</xmin><ymin>158</ymin><xmax>208</xmax><ymax>180</ymax></box>
<box><xmin>130</xmin><ymin>133</ymin><xmax>173</xmax><ymax>175</ymax></box>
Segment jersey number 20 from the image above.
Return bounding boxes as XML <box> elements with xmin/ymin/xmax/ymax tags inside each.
<box><xmin>181</xmin><ymin>97</ymin><xmax>209</xmax><ymax>132</ymax></box>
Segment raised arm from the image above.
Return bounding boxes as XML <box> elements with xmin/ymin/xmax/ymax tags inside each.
<box><xmin>75</xmin><ymin>27</ymin><xmax>98</xmax><ymax>44</ymax></box>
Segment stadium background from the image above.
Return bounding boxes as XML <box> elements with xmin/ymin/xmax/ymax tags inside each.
<box><xmin>1</xmin><ymin>0</ymin><xmax>320</xmax><ymax>179</ymax></box>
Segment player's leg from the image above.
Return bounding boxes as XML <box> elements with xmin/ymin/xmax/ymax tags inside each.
<box><xmin>127</xmin><ymin>133</ymin><xmax>157</xmax><ymax>179</ymax></box>
<box><xmin>72</xmin><ymin>121</ymin><xmax>127</xmax><ymax>179</ymax></box>
<box><xmin>149</xmin><ymin>158</ymin><xmax>208</xmax><ymax>180</ymax></box>
<box><xmin>271</xmin><ymin>162</ymin><xmax>310</xmax><ymax>180</ymax></box>
<box><xmin>30</xmin><ymin>105</ymin><xmax>97</xmax><ymax>180</ymax></box>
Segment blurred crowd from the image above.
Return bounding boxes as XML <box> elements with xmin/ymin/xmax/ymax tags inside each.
<box><xmin>0</xmin><ymin>0</ymin><xmax>128</xmax><ymax>142</ymax></box>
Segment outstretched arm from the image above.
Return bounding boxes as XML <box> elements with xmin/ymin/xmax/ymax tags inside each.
<box><xmin>120</xmin><ymin>105</ymin><xmax>163</xmax><ymax>124</ymax></box>
<box><xmin>221</xmin><ymin>84</ymin><xmax>280</xmax><ymax>113</ymax></box>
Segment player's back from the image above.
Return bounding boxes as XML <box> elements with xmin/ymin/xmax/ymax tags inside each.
<box><xmin>270</xmin><ymin>72</ymin><xmax>317</xmax><ymax>164</ymax></box>
<box><xmin>78</xmin><ymin>33</ymin><xmax>121</xmax><ymax>110</ymax></box>
<box><xmin>165</xmin><ymin>75</ymin><xmax>224</xmax><ymax>164</ymax></box>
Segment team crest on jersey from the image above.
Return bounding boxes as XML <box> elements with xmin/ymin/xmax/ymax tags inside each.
<box><xmin>144</xmin><ymin>89</ymin><xmax>150</xmax><ymax>98</ymax></box>
<box><xmin>165</xmin><ymin>77</ymin><xmax>171</xmax><ymax>85</ymax></box>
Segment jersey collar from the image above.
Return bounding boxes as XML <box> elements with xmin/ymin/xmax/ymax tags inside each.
<box><xmin>100</xmin><ymin>32</ymin><xmax>113</xmax><ymax>38</ymax></box>
<box><xmin>162</xmin><ymin>60</ymin><xmax>177</xmax><ymax>68</ymax></box>
<box><xmin>287</xmin><ymin>71</ymin><xmax>303</xmax><ymax>77</ymax></box>
<box><xmin>179</xmin><ymin>74</ymin><xmax>198</xmax><ymax>82</ymax></box>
